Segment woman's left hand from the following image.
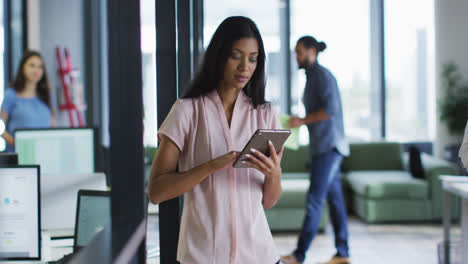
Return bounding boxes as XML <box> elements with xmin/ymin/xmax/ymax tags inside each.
<box><xmin>242</xmin><ymin>141</ymin><xmax>284</xmax><ymax>179</ymax></box>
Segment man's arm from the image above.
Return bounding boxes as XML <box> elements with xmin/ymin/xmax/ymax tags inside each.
<box><xmin>302</xmin><ymin>108</ymin><xmax>329</xmax><ymax>124</ymax></box>
<box><xmin>289</xmin><ymin>72</ymin><xmax>338</xmax><ymax>128</ymax></box>
<box><xmin>288</xmin><ymin>108</ymin><xmax>329</xmax><ymax>128</ymax></box>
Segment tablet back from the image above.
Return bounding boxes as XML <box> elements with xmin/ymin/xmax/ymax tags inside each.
<box><xmin>233</xmin><ymin>129</ymin><xmax>291</xmax><ymax>168</ymax></box>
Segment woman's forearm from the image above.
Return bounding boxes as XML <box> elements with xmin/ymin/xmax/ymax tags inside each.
<box><xmin>262</xmin><ymin>173</ymin><xmax>282</xmax><ymax>209</ymax></box>
<box><xmin>148</xmin><ymin>160</ymin><xmax>216</xmax><ymax>204</ymax></box>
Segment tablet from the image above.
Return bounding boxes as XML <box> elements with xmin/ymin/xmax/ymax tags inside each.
<box><xmin>233</xmin><ymin>129</ymin><xmax>291</xmax><ymax>168</ymax></box>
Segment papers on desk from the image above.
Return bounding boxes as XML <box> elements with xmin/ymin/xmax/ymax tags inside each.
<box><xmin>40</xmin><ymin>232</ymin><xmax>73</xmax><ymax>262</ymax></box>
<box><xmin>439</xmin><ymin>175</ymin><xmax>468</xmax><ymax>182</ymax></box>
<box><xmin>44</xmin><ymin>238</ymin><xmax>74</xmax><ymax>248</ymax></box>
<box><xmin>280</xmin><ymin>114</ymin><xmax>300</xmax><ymax>150</ymax></box>
<box><xmin>449</xmin><ymin>182</ymin><xmax>468</xmax><ymax>196</ymax></box>
<box><xmin>440</xmin><ymin>175</ymin><xmax>468</xmax><ymax>199</ymax></box>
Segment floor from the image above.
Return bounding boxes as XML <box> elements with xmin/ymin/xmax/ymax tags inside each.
<box><xmin>146</xmin><ymin>214</ymin><xmax>461</xmax><ymax>264</ymax></box>
<box><xmin>275</xmin><ymin>217</ymin><xmax>461</xmax><ymax>264</ymax></box>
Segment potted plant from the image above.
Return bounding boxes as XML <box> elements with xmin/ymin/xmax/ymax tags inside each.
<box><xmin>438</xmin><ymin>62</ymin><xmax>468</xmax><ymax>163</ymax></box>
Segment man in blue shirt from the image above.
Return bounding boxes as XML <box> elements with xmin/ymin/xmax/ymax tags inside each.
<box><xmin>281</xmin><ymin>36</ymin><xmax>350</xmax><ymax>264</ymax></box>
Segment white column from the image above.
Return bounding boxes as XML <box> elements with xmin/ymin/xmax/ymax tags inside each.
<box><xmin>27</xmin><ymin>0</ymin><xmax>40</xmax><ymax>50</ymax></box>
<box><xmin>434</xmin><ymin>0</ymin><xmax>468</xmax><ymax>157</ymax></box>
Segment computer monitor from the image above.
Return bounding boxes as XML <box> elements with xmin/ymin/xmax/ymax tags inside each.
<box><xmin>14</xmin><ymin>128</ymin><xmax>96</xmax><ymax>175</ymax></box>
<box><xmin>0</xmin><ymin>166</ymin><xmax>41</xmax><ymax>260</ymax></box>
<box><xmin>0</xmin><ymin>153</ymin><xmax>18</xmax><ymax>165</ymax></box>
<box><xmin>74</xmin><ymin>190</ymin><xmax>110</xmax><ymax>252</ymax></box>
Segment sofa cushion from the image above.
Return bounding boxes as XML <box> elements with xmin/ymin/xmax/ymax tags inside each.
<box><xmin>353</xmin><ymin>195</ymin><xmax>431</xmax><ymax>223</ymax></box>
<box><xmin>342</xmin><ymin>142</ymin><xmax>404</xmax><ymax>172</ymax></box>
<box><xmin>265</xmin><ymin>206</ymin><xmax>329</xmax><ymax>232</ymax></box>
<box><xmin>275</xmin><ymin>177</ymin><xmax>309</xmax><ymax>208</ymax></box>
<box><xmin>345</xmin><ymin>171</ymin><xmax>428</xmax><ymax>199</ymax></box>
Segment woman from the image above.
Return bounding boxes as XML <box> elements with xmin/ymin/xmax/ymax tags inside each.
<box><xmin>148</xmin><ymin>16</ymin><xmax>284</xmax><ymax>263</ymax></box>
<box><xmin>1</xmin><ymin>50</ymin><xmax>54</xmax><ymax>152</ymax></box>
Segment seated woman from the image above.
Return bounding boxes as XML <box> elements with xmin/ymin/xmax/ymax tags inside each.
<box><xmin>1</xmin><ymin>50</ymin><xmax>54</xmax><ymax>152</ymax></box>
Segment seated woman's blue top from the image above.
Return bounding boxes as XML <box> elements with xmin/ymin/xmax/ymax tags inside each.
<box><xmin>1</xmin><ymin>88</ymin><xmax>51</xmax><ymax>152</ymax></box>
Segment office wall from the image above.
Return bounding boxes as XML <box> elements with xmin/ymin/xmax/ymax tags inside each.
<box><xmin>38</xmin><ymin>0</ymin><xmax>86</xmax><ymax>126</ymax></box>
<box><xmin>434</xmin><ymin>0</ymin><xmax>468</xmax><ymax>157</ymax></box>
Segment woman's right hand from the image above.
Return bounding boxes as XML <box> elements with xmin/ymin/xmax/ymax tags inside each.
<box><xmin>209</xmin><ymin>151</ymin><xmax>239</xmax><ymax>172</ymax></box>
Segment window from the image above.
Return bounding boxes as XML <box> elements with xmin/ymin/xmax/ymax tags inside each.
<box><xmin>204</xmin><ymin>0</ymin><xmax>288</xmax><ymax>113</ymax></box>
<box><xmin>140</xmin><ymin>1</ymin><xmax>160</xmax><ymax>263</ymax></box>
<box><xmin>291</xmin><ymin>0</ymin><xmax>373</xmax><ymax>143</ymax></box>
<box><xmin>140</xmin><ymin>0</ymin><xmax>157</xmax><ymax>147</ymax></box>
<box><xmin>385</xmin><ymin>0</ymin><xmax>435</xmax><ymax>141</ymax></box>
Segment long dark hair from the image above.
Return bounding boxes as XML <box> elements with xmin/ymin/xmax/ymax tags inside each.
<box><xmin>11</xmin><ymin>50</ymin><xmax>52</xmax><ymax>109</ymax></box>
<box><xmin>183</xmin><ymin>16</ymin><xmax>267</xmax><ymax>108</ymax></box>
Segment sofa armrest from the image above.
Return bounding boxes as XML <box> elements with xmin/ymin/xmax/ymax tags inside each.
<box><xmin>281</xmin><ymin>146</ymin><xmax>310</xmax><ymax>173</ymax></box>
<box><xmin>282</xmin><ymin>172</ymin><xmax>309</xmax><ymax>180</ymax></box>
<box><xmin>421</xmin><ymin>153</ymin><xmax>460</xmax><ymax>219</ymax></box>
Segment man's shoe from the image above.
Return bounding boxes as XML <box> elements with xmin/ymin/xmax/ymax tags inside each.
<box><xmin>280</xmin><ymin>254</ymin><xmax>302</xmax><ymax>264</ymax></box>
<box><xmin>323</xmin><ymin>255</ymin><xmax>351</xmax><ymax>264</ymax></box>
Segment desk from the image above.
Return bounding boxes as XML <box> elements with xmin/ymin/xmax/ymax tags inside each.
<box><xmin>441</xmin><ymin>175</ymin><xmax>468</xmax><ymax>264</ymax></box>
<box><xmin>0</xmin><ymin>232</ymin><xmax>73</xmax><ymax>264</ymax></box>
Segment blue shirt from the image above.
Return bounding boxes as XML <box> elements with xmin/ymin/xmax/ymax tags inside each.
<box><xmin>302</xmin><ymin>62</ymin><xmax>349</xmax><ymax>156</ymax></box>
<box><xmin>1</xmin><ymin>88</ymin><xmax>51</xmax><ymax>152</ymax></box>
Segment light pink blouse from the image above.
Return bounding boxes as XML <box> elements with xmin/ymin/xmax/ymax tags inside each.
<box><xmin>158</xmin><ymin>89</ymin><xmax>281</xmax><ymax>264</ymax></box>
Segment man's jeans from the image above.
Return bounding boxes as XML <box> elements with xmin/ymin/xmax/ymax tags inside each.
<box><xmin>294</xmin><ymin>149</ymin><xmax>349</xmax><ymax>262</ymax></box>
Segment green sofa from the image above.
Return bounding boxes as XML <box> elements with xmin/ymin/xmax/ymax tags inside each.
<box><xmin>265</xmin><ymin>146</ymin><xmax>329</xmax><ymax>232</ymax></box>
<box><xmin>342</xmin><ymin>142</ymin><xmax>460</xmax><ymax>223</ymax></box>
